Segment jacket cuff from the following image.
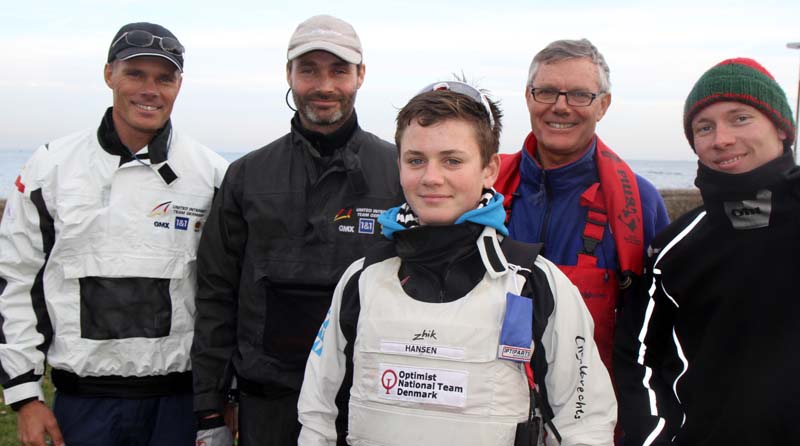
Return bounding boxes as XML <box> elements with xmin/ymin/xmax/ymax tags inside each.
<box><xmin>196</xmin><ymin>413</ymin><xmax>226</xmax><ymax>430</ymax></box>
<box><xmin>193</xmin><ymin>391</ymin><xmax>224</xmax><ymax>414</ymax></box>
<box><xmin>3</xmin><ymin>380</ymin><xmax>44</xmax><ymax>406</ymax></box>
<box><xmin>10</xmin><ymin>396</ymin><xmax>39</xmax><ymax>412</ymax></box>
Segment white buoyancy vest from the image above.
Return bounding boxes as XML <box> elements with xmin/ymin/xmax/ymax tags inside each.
<box><xmin>348</xmin><ymin>251</ymin><xmax>531</xmax><ymax>445</ymax></box>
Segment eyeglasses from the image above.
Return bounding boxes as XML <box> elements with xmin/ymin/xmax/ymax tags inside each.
<box><xmin>111</xmin><ymin>30</ymin><xmax>185</xmax><ymax>56</ymax></box>
<box><xmin>417</xmin><ymin>81</ymin><xmax>496</xmax><ymax>129</ymax></box>
<box><xmin>530</xmin><ymin>87</ymin><xmax>603</xmax><ymax>107</ymax></box>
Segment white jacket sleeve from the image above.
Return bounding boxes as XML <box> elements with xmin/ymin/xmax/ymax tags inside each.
<box><xmin>298</xmin><ymin>258</ymin><xmax>365</xmax><ymax>446</ymax></box>
<box><xmin>0</xmin><ymin>146</ymin><xmax>54</xmax><ymax>405</ymax></box>
<box><xmin>534</xmin><ymin>257</ymin><xmax>617</xmax><ymax>446</ymax></box>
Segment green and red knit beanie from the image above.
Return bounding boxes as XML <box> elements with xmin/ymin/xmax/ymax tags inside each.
<box><xmin>684</xmin><ymin>57</ymin><xmax>796</xmax><ymax>151</ymax></box>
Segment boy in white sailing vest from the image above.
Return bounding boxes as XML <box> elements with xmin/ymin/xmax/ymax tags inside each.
<box><xmin>298</xmin><ymin>81</ymin><xmax>616</xmax><ymax>446</ymax></box>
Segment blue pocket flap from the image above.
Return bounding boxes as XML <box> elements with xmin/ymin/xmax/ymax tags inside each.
<box><xmin>498</xmin><ymin>292</ymin><xmax>534</xmax><ymax>362</ymax></box>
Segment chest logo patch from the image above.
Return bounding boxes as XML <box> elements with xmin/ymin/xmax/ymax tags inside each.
<box><xmin>333</xmin><ymin>208</ymin><xmax>352</xmax><ymax>222</ymax></box>
<box><xmin>358</xmin><ymin>218</ymin><xmax>375</xmax><ymax>234</ymax></box>
<box><xmin>334</xmin><ymin>207</ymin><xmax>386</xmax><ymax>235</ymax></box>
<box><xmin>148</xmin><ymin>201</ymin><xmax>172</xmax><ymax>217</ymax></box>
<box><xmin>378</xmin><ymin>363</ymin><xmax>468</xmax><ymax>407</ymax></box>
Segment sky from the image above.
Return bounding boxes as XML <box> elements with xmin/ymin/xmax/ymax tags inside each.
<box><xmin>2</xmin><ymin>0</ymin><xmax>799</xmax><ymax>161</ymax></box>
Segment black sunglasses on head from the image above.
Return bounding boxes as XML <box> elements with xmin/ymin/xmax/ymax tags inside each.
<box><xmin>112</xmin><ymin>30</ymin><xmax>184</xmax><ymax>56</ymax></box>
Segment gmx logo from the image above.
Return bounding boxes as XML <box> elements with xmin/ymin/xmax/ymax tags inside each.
<box><xmin>175</xmin><ymin>216</ymin><xmax>189</xmax><ymax>231</ymax></box>
<box><xmin>358</xmin><ymin>218</ymin><xmax>375</xmax><ymax>234</ymax></box>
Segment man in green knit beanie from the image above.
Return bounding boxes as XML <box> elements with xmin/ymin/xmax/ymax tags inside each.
<box><xmin>615</xmin><ymin>57</ymin><xmax>800</xmax><ymax>446</ymax></box>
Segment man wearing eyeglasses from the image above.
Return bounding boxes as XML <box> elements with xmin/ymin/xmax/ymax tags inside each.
<box><xmin>0</xmin><ymin>22</ymin><xmax>228</xmax><ymax>446</ymax></box>
<box><xmin>190</xmin><ymin>15</ymin><xmax>402</xmax><ymax>446</ymax></box>
<box><xmin>495</xmin><ymin>39</ymin><xmax>669</xmax><ymax>396</ymax></box>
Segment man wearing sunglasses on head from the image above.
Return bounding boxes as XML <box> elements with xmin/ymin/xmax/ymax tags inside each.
<box><xmin>191</xmin><ymin>14</ymin><xmax>402</xmax><ymax>446</ymax></box>
<box><xmin>0</xmin><ymin>22</ymin><xmax>228</xmax><ymax>446</ymax></box>
<box><xmin>494</xmin><ymin>39</ymin><xmax>669</xmax><ymax>440</ymax></box>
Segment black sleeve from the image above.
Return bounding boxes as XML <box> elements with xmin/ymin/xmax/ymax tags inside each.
<box><xmin>191</xmin><ymin>162</ymin><xmax>248</xmax><ymax>414</ymax></box>
<box><xmin>614</xmin><ymin>252</ymin><xmax>682</xmax><ymax>445</ymax></box>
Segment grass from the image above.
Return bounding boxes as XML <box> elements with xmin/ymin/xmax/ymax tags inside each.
<box><xmin>0</xmin><ymin>369</ymin><xmax>56</xmax><ymax>444</ymax></box>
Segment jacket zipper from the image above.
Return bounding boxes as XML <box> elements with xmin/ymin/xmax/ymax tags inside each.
<box><xmin>538</xmin><ymin>170</ymin><xmax>553</xmax><ymax>251</ymax></box>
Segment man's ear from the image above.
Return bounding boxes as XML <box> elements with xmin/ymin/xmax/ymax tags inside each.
<box><xmin>356</xmin><ymin>64</ymin><xmax>366</xmax><ymax>89</ymax></box>
<box><xmin>595</xmin><ymin>92</ymin><xmax>612</xmax><ymax>122</ymax></box>
<box><xmin>286</xmin><ymin>60</ymin><xmax>293</xmax><ymax>87</ymax></box>
<box><xmin>104</xmin><ymin>63</ymin><xmax>114</xmax><ymax>88</ymax></box>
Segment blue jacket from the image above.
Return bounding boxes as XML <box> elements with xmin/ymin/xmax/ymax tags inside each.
<box><xmin>506</xmin><ymin>138</ymin><xmax>669</xmax><ymax>272</ymax></box>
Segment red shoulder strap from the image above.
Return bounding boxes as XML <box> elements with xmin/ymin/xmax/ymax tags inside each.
<box><xmin>496</xmin><ymin>151</ymin><xmax>522</xmax><ymax>223</ymax></box>
<box><xmin>594</xmin><ymin>138</ymin><xmax>644</xmax><ymax>278</ymax></box>
<box><xmin>495</xmin><ymin>133</ymin><xmax>538</xmax><ymax>223</ymax></box>
<box><xmin>576</xmin><ymin>182</ymin><xmax>607</xmax><ymax>268</ymax></box>
<box><xmin>493</xmin><ymin>135</ymin><xmax>645</xmax><ymax>279</ymax></box>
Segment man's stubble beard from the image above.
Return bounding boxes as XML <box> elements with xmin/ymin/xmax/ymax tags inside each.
<box><xmin>293</xmin><ymin>89</ymin><xmax>358</xmax><ymax>127</ymax></box>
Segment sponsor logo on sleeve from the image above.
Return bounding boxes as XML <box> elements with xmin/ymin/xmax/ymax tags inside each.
<box><xmin>574</xmin><ymin>336</ymin><xmax>589</xmax><ymax>419</ymax></box>
<box><xmin>311</xmin><ymin>308</ymin><xmax>332</xmax><ymax>357</ymax></box>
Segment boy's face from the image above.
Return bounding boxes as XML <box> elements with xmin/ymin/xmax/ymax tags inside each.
<box><xmin>399</xmin><ymin>118</ymin><xmax>499</xmax><ymax>225</ymax></box>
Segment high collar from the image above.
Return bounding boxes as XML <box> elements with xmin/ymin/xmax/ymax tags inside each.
<box><xmin>393</xmin><ymin>223</ymin><xmax>498</xmax><ymax>303</ymax></box>
<box><xmin>394</xmin><ymin>222</ymin><xmax>484</xmax><ymax>265</ymax></box>
<box><xmin>519</xmin><ymin>132</ymin><xmax>598</xmax><ymax>191</ymax></box>
<box><xmin>290</xmin><ymin>111</ymin><xmax>358</xmax><ymax>158</ymax></box>
<box><xmin>392</xmin><ymin>223</ymin><xmax>514</xmax><ymax>303</ymax></box>
<box><xmin>290</xmin><ymin>113</ymin><xmax>367</xmax><ymax>195</ymax></box>
<box><xmin>97</xmin><ymin>107</ymin><xmax>172</xmax><ymax>166</ymax></box>
<box><xmin>696</xmin><ymin>150</ymin><xmax>796</xmax><ymax>202</ymax></box>
<box><xmin>695</xmin><ymin>150</ymin><xmax>799</xmax><ymax>229</ymax></box>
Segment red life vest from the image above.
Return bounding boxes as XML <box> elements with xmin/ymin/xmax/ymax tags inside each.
<box><xmin>495</xmin><ymin>133</ymin><xmax>644</xmax><ymax>372</ymax></box>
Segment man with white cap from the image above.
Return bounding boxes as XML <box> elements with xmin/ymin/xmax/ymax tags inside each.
<box><xmin>191</xmin><ymin>14</ymin><xmax>402</xmax><ymax>446</ymax></box>
<box><xmin>0</xmin><ymin>22</ymin><xmax>228</xmax><ymax>446</ymax></box>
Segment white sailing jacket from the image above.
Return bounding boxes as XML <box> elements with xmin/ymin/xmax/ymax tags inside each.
<box><xmin>0</xmin><ymin>124</ymin><xmax>228</xmax><ymax>405</ymax></box>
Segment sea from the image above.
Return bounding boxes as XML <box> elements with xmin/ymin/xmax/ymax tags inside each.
<box><xmin>0</xmin><ymin>149</ymin><xmax>698</xmax><ymax>199</ymax></box>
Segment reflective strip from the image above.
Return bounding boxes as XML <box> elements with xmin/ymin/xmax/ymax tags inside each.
<box><xmin>654</xmin><ymin>211</ymin><xmax>706</xmax><ymax>266</ymax></box>
<box><xmin>637</xmin><ymin>288</ymin><xmax>659</xmax><ymax>416</ymax></box>
<box><xmin>643</xmin><ymin>418</ymin><xmax>665</xmax><ymax>446</ymax></box>
<box><xmin>636</xmin><ymin>210</ymin><xmax>705</xmax><ymax>442</ymax></box>
<box><xmin>672</xmin><ymin>327</ymin><xmax>689</xmax><ymax>430</ymax></box>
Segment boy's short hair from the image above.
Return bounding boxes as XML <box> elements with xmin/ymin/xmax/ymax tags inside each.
<box><xmin>395</xmin><ymin>84</ymin><xmax>502</xmax><ymax>166</ymax></box>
